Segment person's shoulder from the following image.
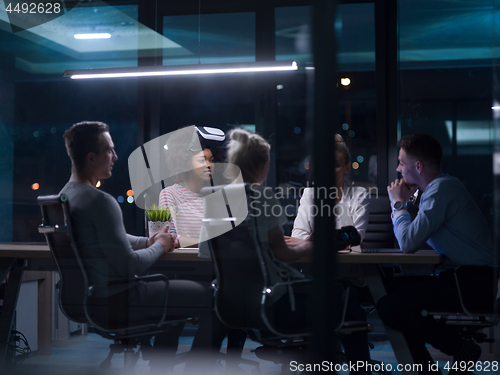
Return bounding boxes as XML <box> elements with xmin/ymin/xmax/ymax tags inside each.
<box><xmin>302</xmin><ymin>187</ymin><xmax>314</xmax><ymax>196</ymax></box>
<box><xmin>160</xmin><ymin>184</ymin><xmax>182</xmax><ymax>198</ymax></box>
<box><xmin>351</xmin><ymin>185</ymin><xmax>369</xmax><ymax>195</ymax></box>
<box><xmin>425</xmin><ymin>174</ymin><xmax>468</xmax><ymax>202</ymax></box>
<box><xmin>344</xmin><ymin>183</ymin><xmax>369</xmax><ymax>200</ymax></box>
<box><xmin>61</xmin><ymin>182</ymin><xmax>116</xmax><ymax>209</ymax></box>
<box><xmin>298</xmin><ymin>187</ymin><xmax>314</xmax><ymax>200</ymax></box>
<box><xmin>429</xmin><ymin>174</ymin><xmax>463</xmax><ymax>192</ymax></box>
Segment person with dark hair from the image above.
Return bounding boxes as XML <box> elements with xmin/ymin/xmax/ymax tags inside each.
<box><xmin>159</xmin><ymin>126</ymin><xmax>215</xmax><ymax>248</ymax></box>
<box><xmin>60</xmin><ymin>121</ymin><xmax>213</xmax><ymax>373</ymax></box>
<box><xmin>378</xmin><ymin>133</ymin><xmax>496</xmax><ymax>375</ymax></box>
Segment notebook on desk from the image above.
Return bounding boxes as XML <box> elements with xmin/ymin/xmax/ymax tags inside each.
<box><xmin>361</xmin><ymin>248</ymin><xmax>403</xmax><ymax>253</ymax></box>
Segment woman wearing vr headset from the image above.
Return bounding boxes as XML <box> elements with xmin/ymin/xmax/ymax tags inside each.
<box><xmin>159</xmin><ymin>126</ymin><xmax>217</xmax><ymax>248</ymax></box>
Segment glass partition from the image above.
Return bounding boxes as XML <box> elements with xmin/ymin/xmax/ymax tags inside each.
<box><xmin>0</xmin><ymin>2</ymin><xmax>141</xmax><ymax>241</ymax></box>
<box><xmin>163</xmin><ymin>12</ymin><xmax>255</xmax><ymax>65</ymax></box>
<box><xmin>275</xmin><ymin>3</ymin><xmax>376</xmax><ymax>191</ymax></box>
<box><xmin>399</xmin><ymin>0</ymin><xmax>495</xmax><ymax>227</ymax></box>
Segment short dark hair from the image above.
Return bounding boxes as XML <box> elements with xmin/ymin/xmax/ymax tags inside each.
<box><xmin>398</xmin><ymin>134</ymin><xmax>442</xmax><ymax>171</ymax></box>
<box><xmin>63</xmin><ymin>121</ymin><xmax>109</xmax><ymax>171</ymax></box>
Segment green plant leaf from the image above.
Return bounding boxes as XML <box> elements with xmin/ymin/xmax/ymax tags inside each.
<box><xmin>146</xmin><ymin>203</ymin><xmax>171</xmax><ymax>222</ymax></box>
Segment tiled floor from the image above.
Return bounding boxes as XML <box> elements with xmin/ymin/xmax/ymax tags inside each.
<box><xmin>6</xmin><ymin>320</ymin><xmax>500</xmax><ymax>375</ymax></box>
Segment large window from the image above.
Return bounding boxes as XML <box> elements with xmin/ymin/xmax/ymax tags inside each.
<box><xmin>399</xmin><ymin>0</ymin><xmax>496</xmax><ymax>226</ymax></box>
<box><xmin>163</xmin><ymin>12</ymin><xmax>255</xmax><ymax>65</ymax></box>
<box><xmin>275</xmin><ymin>4</ymin><xmax>376</xmax><ymax>190</ymax></box>
<box><xmin>0</xmin><ymin>3</ymin><xmax>142</xmax><ymax>241</ymax></box>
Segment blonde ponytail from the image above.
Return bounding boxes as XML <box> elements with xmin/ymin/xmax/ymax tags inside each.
<box><xmin>335</xmin><ymin>134</ymin><xmax>351</xmax><ymax>165</ymax></box>
<box><xmin>227</xmin><ymin>128</ymin><xmax>270</xmax><ymax>183</ymax></box>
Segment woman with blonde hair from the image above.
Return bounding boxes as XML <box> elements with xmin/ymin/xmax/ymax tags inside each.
<box><xmin>226</xmin><ymin>128</ymin><xmax>370</xmax><ymax>371</ymax></box>
<box><xmin>290</xmin><ymin>134</ymin><xmax>370</xmax><ymax>251</ymax></box>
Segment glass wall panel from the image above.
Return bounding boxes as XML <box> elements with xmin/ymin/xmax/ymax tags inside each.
<box><xmin>162</xmin><ymin>12</ymin><xmax>255</xmax><ymax>65</ymax></box>
<box><xmin>275</xmin><ymin>4</ymin><xmax>376</xmax><ymax>191</ymax></box>
<box><xmin>0</xmin><ymin>4</ymin><xmax>141</xmax><ymax>72</ymax></box>
<box><xmin>0</xmin><ymin>3</ymin><xmax>142</xmax><ymax>241</ymax></box>
<box><xmin>399</xmin><ymin>0</ymin><xmax>495</xmax><ymax>226</ymax></box>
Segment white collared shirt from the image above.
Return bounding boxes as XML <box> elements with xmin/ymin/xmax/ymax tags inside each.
<box><xmin>291</xmin><ymin>182</ymin><xmax>370</xmax><ymax>251</ymax></box>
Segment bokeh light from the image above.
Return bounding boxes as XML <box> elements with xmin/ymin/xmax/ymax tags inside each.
<box><xmin>96</xmin><ymin>181</ymin><xmax>101</xmax><ymax>188</ymax></box>
<box><xmin>126</xmin><ymin>190</ymin><xmax>134</xmax><ymax>197</ymax></box>
<box><xmin>31</xmin><ymin>183</ymin><xmax>39</xmax><ymax>190</ymax></box>
<box><xmin>357</xmin><ymin>156</ymin><xmax>364</xmax><ymax>163</ymax></box>
<box><xmin>340</xmin><ymin>77</ymin><xmax>351</xmax><ymax>86</ymax></box>
<box><xmin>348</xmin><ymin>130</ymin><xmax>355</xmax><ymax>137</ymax></box>
<box><xmin>342</xmin><ymin>123</ymin><xmax>349</xmax><ymax>130</ymax></box>
<box><xmin>352</xmin><ymin>162</ymin><xmax>360</xmax><ymax>169</ymax></box>
<box><xmin>294</xmin><ymin>127</ymin><xmax>301</xmax><ymax>134</ymax></box>
<box><xmin>127</xmin><ymin>196</ymin><xmax>134</xmax><ymax>204</ymax></box>
<box><xmin>117</xmin><ymin>196</ymin><xmax>124</xmax><ymax>203</ymax></box>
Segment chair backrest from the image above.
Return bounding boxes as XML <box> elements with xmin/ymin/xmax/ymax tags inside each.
<box><xmin>38</xmin><ymin>194</ymin><xmax>169</xmax><ymax>333</ymax></box>
<box><xmin>363</xmin><ymin>195</ymin><xmax>395</xmax><ymax>248</ymax></box>
<box><xmin>203</xmin><ymin>184</ymin><xmax>270</xmax><ymax>332</ymax></box>
<box><xmin>37</xmin><ymin>194</ymin><xmax>88</xmax><ymax>324</ymax></box>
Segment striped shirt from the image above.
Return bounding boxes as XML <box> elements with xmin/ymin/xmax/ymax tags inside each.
<box><xmin>159</xmin><ymin>183</ymin><xmax>204</xmax><ymax>241</ymax></box>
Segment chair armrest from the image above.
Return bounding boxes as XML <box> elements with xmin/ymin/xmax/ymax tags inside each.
<box><xmin>262</xmin><ymin>279</ymin><xmax>312</xmax><ymax>294</ymax></box>
<box><xmin>88</xmin><ymin>274</ymin><xmax>169</xmax><ymax>298</ymax></box>
<box><xmin>266</xmin><ymin>278</ymin><xmax>312</xmax><ymax>292</ymax></box>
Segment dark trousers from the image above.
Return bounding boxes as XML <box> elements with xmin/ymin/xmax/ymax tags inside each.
<box><xmin>376</xmin><ymin>266</ymin><xmax>497</xmax><ymax>374</ymax></box>
<box><xmin>130</xmin><ymin>279</ymin><xmax>214</xmax><ymax>371</ymax></box>
<box><xmin>268</xmin><ymin>281</ymin><xmax>371</xmax><ymax>373</ymax></box>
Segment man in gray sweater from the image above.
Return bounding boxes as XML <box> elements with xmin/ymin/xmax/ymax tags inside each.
<box><xmin>60</xmin><ymin>121</ymin><xmax>212</xmax><ymax>372</ymax></box>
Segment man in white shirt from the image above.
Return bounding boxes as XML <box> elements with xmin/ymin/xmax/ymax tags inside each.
<box><xmin>377</xmin><ymin>134</ymin><xmax>497</xmax><ymax>375</ymax></box>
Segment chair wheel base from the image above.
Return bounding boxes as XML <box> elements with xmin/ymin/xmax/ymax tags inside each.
<box><xmin>100</xmin><ymin>359</ymin><xmax>112</xmax><ymax>369</ymax></box>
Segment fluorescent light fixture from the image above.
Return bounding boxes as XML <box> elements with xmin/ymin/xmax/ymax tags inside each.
<box><xmin>74</xmin><ymin>33</ymin><xmax>112</xmax><ymax>40</ymax></box>
<box><xmin>63</xmin><ymin>61</ymin><xmax>298</xmax><ymax>79</ymax></box>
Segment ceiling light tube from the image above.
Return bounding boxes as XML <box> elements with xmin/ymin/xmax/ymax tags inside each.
<box><xmin>63</xmin><ymin>60</ymin><xmax>298</xmax><ymax>79</ymax></box>
<box><xmin>74</xmin><ymin>33</ymin><xmax>111</xmax><ymax>39</ymax></box>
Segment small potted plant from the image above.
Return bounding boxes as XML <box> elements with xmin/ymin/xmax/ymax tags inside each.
<box><xmin>146</xmin><ymin>203</ymin><xmax>172</xmax><ymax>237</ymax></box>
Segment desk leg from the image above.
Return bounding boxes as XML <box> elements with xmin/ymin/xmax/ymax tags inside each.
<box><xmin>0</xmin><ymin>258</ymin><xmax>26</xmax><ymax>367</ymax></box>
<box><xmin>361</xmin><ymin>264</ymin><xmax>419</xmax><ymax>375</ymax></box>
<box><xmin>37</xmin><ymin>272</ymin><xmax>52</xmax><ymax>356</ymax></box>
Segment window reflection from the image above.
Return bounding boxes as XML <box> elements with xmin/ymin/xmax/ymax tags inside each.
<box><xmin>399</xmin><ymin>0</ymin><xmax>495</xmax><ymax>227</ymax></box>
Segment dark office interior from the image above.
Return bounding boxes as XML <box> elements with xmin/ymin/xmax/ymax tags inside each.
<box><xmin>0</xmin><ymin>0</ymin><xmax>499</xmax><ymax>374</ymax></box>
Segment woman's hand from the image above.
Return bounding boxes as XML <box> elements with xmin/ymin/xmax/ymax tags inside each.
<box><xmin>284</xmin><ymin>236</ymin><xmax>304</xmax><ymax>245</ymax></box>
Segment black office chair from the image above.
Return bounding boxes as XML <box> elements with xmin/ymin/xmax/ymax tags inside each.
<box><xmin>363</xmin><ymin>195</ymin><xmax>395</xmax><ymax>249</ymax></box>
<box><xmin>37</xmin><ymin>194</ymin><xmax>195</xmax><ymax>374</ymax></box>
<box><xmin>424</xmin><ymin>266</ymin><xmax>500</xmax><ymax>351</ymax></box>
<box><xmin>202</xmin><ymin>183</ymin><xmax>371</xmax><ymax>372</ymax></box>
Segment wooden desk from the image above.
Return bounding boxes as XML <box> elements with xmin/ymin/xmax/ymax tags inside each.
<box><xmin>0</xmin><ymin>243</ymin><xmax>206</xmax><ymax>263</ymax></box>
<box><xmin>0</xmin><ymin>243</ymin><xmax>441</xmax><ymax>373</ymax></box>
<box><xmin>337</xmin><ymin>250</ymin><xmax>442</xmax><ymax>265</ymax></box>
<box><xmin>0</xmin><ymin>243</ymin><xmax>210</xmax><ymax>364</ymax></box>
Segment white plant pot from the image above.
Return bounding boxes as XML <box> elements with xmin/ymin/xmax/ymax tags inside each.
<box><xmin>148</xmin><ymin>221</ymin><xmax>170</xmax><ymax>237</ymax></box>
